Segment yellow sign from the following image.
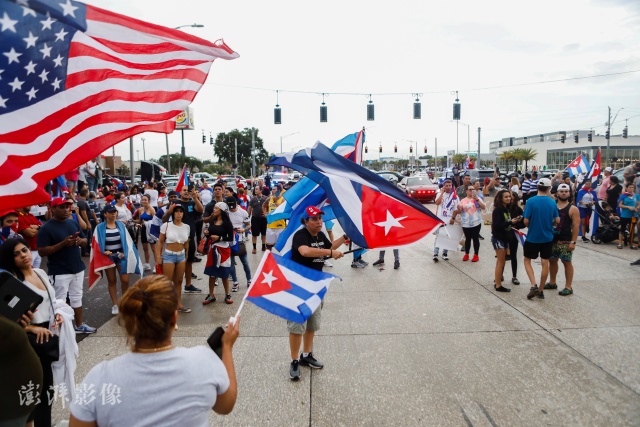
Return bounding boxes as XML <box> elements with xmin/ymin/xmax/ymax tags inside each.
<box><xmin>175</xmin><ymin>107</ymin><xmax>194</xmax><ymax>130</ymax></box>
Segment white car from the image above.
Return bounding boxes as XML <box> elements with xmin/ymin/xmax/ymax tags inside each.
<box><xmin>192</xmin><ymin>172</ymin><xmax>215</xmax><ymax>181</ymax></box>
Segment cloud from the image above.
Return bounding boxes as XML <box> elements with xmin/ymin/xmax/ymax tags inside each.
<box><xmin>439</xmin><ymin>22</ymin><xmax>550</xmax><ymax>53</ymax></box>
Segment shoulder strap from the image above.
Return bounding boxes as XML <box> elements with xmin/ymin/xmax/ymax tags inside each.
<box><xmin>33</xmin><ymin>270</ymin><xmax>56</xmax><ymax>318</ymax></box>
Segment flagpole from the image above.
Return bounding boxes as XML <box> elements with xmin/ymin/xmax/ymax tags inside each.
<box><xmin>229</xmin><ymin>250</ymin><xmax>270</xmax><ymax>325</ymax></box>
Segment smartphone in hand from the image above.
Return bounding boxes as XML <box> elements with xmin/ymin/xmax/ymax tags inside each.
<box><xmin>207</xmin><ymin>326</ymin><xmax>224</xmax><ymax>359</ymax></box>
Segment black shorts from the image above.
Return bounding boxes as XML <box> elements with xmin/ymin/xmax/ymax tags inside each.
<box><xmin>187</xmin><ymin>233</ymin><xmax>196</xmax><ymax>262</ymax></box>
<box><xmin>140</xmin><ymin>224</ymin><xmax>148</xmax><ymax>244</ymax></box>
<box><xmin>251</xmin><ymin>216</ymin><xmax>267</xmax><ymax>236</ymax></box>
<box><xmin>523</xmin><ymin>241</ymin><xmax>553</xmax><ymax>260</ymax></box>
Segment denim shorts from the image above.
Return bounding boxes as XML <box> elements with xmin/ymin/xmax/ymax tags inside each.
<box><xmin>162</xmin><ymin>249</ymin><xmax>185</xmax><ymax>264</ymax></box>
<box><xmin>491</xmin><ymin>237</ymin><xmax>507</xmax><ymax>250</ymax></box>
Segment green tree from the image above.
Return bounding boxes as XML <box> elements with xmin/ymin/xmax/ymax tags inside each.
<box><xmin>156</xmin><ymin>154</ymin><xmax>203</xmax><ymax>174</ymax></box>
<box><xmin>516</xmin><ymin>148</ymin><xmax>538</xmax><ymax>172</ymax></box>
<box><xmin>214</xmin><ymin>128</ymin><xmax>269</xmax><ymax>177</ymax></box>
<box><xmin>452</xmin><ymin>153</ymin><xmax>467</xmax><ymax>166</ymax></box>
<box><xmin>498</xmin><ymin>150</ymin><xmax>515</xmax><ymax>171</ymax></box>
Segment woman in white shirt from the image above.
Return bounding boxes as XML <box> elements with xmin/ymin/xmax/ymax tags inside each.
<box><xmin>128</xmin><ymin>186</ymin><xmax>142</xmax><ymax>207</ymax></box>
<box><xmin>144</xmin><ymin>182</ymin><xmax>159</xmax><ymax>209</ymax></box>
<box><xmin>114</xmin><ymin>192</ymin><xmax>133</xmax><ymax>225</ymax></box>
<box><xmin>155</xmin><ymin>205</ymin><xmax>191</xmax><ymax>313</ymax></box>
<box><xmin>69</xmin><ymin>275</ymin><xmax>239</xmax><ymax>427</ymax></box>
<box><xmin>0</xmin><ymin>237</ymin><xmax>64</xmax><ymax>427</ymax></box>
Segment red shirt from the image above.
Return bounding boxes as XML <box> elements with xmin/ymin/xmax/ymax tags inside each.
<box><xmin>17</xmin><ymin>211</ymin><xmax>42</xmax><ymax>250</ymax></box>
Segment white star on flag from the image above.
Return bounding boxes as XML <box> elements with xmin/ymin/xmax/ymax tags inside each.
<box><xmin>374</xmin><ymin>210</ymin><xmax>408</xmax><ymax>235</ymax></box>
<box><xmin>261</xmin><ymin>270</ymin><xmax>277</xmax><ymax>288</ymax></box>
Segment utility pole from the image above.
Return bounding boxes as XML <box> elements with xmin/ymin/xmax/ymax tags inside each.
<box><xmin>251</xmin><ymin>128</ymin><xmax>256</xmax><ymax>178</ymax></box>
<box><xmin>141</xmin><ymin>138</ymin><xmax>146</xmax><ymax>161</ymax></box>
<box><xmin>129</xmin><ymin>137</ymin><xmax>134</xmax><ymax>184</ymax></box>
<box><xmin>165</xmin><ymin>134</ymin><xmax>171</xmax><ymax>174</ymax></box>
<box><xmin>456</xmin><ymin>121</ymin><xmax>459</xmax><ymax>154</ymax></box>
<box><xmin>606</xmin><ymin>106</ymin><xmax>611</xmax><ymax>167</ymax></box>
<box><xmin>477</xmin><ymin>127</ymin><xmax>481</xmax><ymax>166</ymax></box>
<box><xmin>180</xmin><ymin>129</ymin><xmax>185</xmax><ymax>157</ymax></box>
<box><xmin>234</xmin><ymin>138</ymin><xmax>238</xmax><ymax>178</ymax></box>
<box><xmin>435</xmin><ymin>137</ymin><xmax>438</xmax><ymax>170</ymax></box>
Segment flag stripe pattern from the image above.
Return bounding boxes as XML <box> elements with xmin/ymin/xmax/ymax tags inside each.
<box><xmin>566</xmin><ymin>154</ymin><xmax>591</xmax><ymax>178</ymax></box>
<box><xmin>0</xmin><ymin>0</ymin><xmax>238</xmax><ymax>209</ymax></box>
<box><xmin>246</xmin><ymin>252</ymin><xmax>339</xmax><ymax>323</ymax></box>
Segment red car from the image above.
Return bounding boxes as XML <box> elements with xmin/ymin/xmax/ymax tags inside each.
<box><xmin>403</xmin><ymin>176</ymin><xmax>438</xmax><ymax>203</ymax></box>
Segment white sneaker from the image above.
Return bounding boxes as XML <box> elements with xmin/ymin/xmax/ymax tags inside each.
<box><xmin>111</xmin><ymin>305</ymin><xmax>119</xmax><ymax>315</ymax></box>
<box><xmin>324</xmin><ymin>260</ymin><xmax>333</xmax><ymax>267</ymax></box>
<box><xmin>143</xmin><ymin>263</ymin><xmax>151</xmax><ymax>271</ymax></box>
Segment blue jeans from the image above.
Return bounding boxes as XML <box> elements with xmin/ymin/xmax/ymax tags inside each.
<box><xmin>86</xmin><ymin>176</ymin><xmax>97</xmax><ymax>192</ymax></box>
<box><xmin>230</xmin><ymin>252</ymin><xmax>251</xmax><ymax>283</ymax></box>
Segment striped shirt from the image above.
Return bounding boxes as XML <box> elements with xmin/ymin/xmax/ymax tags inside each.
<box><xmin>521</xmin><ymin>180</ymin><xmax>531</xmax><ymax>194</ymax></box>
<box><xmin>528</xmin><ymin>179</ymin><xmax>539</xmax><ymax>193</ymax></box>
<box><xmin>105</xmin><ymin>227</ymin><xmax>123</xmax><ymax>253</ymax></box>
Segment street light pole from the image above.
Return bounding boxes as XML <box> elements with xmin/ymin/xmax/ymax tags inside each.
<box><xmin>141</xmin><ymin>138</ymin><xmax>146</xmax><ymax>161</ymax></box>
<box><xmin>280</xmin><ymin>132</ymin><xmax>299</xmax><ymax>153</ymax></box>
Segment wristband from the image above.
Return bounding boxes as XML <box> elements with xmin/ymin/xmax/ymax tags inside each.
<box><xmin>330</xmin><ymin>249</ymin><xmax>333</xmax><ymax>257</ymax></box>
<box><xmin>342</xmin><ymin>234</ymin><xmax>348</xmax><ymax>240</ymax></box>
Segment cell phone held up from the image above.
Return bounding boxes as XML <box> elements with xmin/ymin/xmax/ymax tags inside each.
<box><xmin>207</xmin><ymin>326</ymin><xmax>225</xmax><ymax>359</ymax></box>
<box><xmin>0</xmin><ymin>270</ymin><xmax>43</xmax><ymax>323</ymax></box>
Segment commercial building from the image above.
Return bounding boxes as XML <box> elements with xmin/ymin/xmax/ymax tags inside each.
<box><xmin>490</xmin><ymin>131</ymin><xmax>640</xmax><ymax>171</ymax></box>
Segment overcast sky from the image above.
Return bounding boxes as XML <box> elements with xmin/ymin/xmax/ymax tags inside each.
<box><xmin>86</xmin><ymin>0</ymin><xmax>640</xmax><ymax>165</ymax></box>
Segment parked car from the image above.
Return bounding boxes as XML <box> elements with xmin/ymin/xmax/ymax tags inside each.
<box><xmin>192</xmin><ymin>172</ymin><xmax>215</xmax><ymax>181</ymax></box>
<box><xmin>268</xmin><ymin>173</ymin><xmax>290</xmax><ymax>187</ymax></box>
<box><xmin>404</xmin><ymin>176</ymin><xmax>439</xmax><ymax>203</ymax></box>
<box><xmin>378</xmin><ymin>172</ymin><xmax>400</xmax><ymax>184</ymax></box>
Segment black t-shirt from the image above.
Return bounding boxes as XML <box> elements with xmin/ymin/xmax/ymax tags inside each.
<box><xmin>174</xmin><ymin>200</ymin><xmax>198</xmax><ymax>235</ymax></box>
<box><xmin>76</xmin><ymin>198</ymin><xmax>91</xmax><ymax>223</ymax></box>
<box><xmin>291</xmin><ymin>227</ymin><xmax>331</xmax><ymax>271</ymax></box>
<box><xmin>36</xmin><ymin>218</ymin><xmax>86</xmax><ymax>275</ymax></box>
<box><xmin>607</xmin><ymin>184</ymin><xmax>622</xmax><ymax>209</ymax></box>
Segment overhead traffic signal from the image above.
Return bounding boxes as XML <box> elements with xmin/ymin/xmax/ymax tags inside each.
<box><xmin>560</xmin><ymin>134</ymin><xmax>565</xmax><ymax>143</ymax></box>
<box><xmin>623</xmin><ymin>127</ymin><xmax>628</xmax><ymax>138</ymax></box>
<box><xmin>424</xmin><ymin>146</ymin><xmax>427</xmax><ymax>154</ymax></box>
<box><xmin>394</xmin><ymin>144</ymin><xmax>397</xmax><ymax>153</ymax></box>
<box><xmin>574</xmin><ymin>133</ymin><xmax>579</xmax><ymax>143</ymax></box>
<box><xmin>409</xmin><ymin>146</ymin><xmax>413</xmax><ymax>153</ymax></box>
<box><xmin>365</xmin><ymin>145</ymin><xmax>368</xmax><ymax>154</ymax></box>
<box><xmin>379</xmin><ymin>144</ymin><xmax>382</xmax><ymax>153</ymax></box>
<box><xmin>605</xmin><ymin>130</ymin><xmax>610</xmax><ymax>139</ymax></box>
<box><xmin>202</xmin><ymin>133</ymin><xmax>206</xmax><ymax>144</ymax></box>
<box><xmin>588</xmin><ymin>132</ymin><xmax>592</xmax><ymax>142</ymax></box>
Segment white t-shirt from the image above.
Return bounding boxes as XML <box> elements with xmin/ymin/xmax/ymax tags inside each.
<box><xmin>160</xmin><ymin>221</ymin><xmax>190</xmax><ymax>244</ymax></box>
<box><xmin>228</xmin><ymin>208</ymin><xmax>249</xmax><ymax>229</ymax></box>
<box><xmin>145</xmin><ymin>189</ymin><xmax>159</xmax><ymax>208</ymax></box>
<box><xmin>128</xmin><ymin>194</ymin><xmax>141</xmax><ymax>205</ymax></box>
<box><xmin>86</xmin><ymin>160</ymin><xmax>97</xmax><ymax>176</ymax></box>
<box><xmin>436</xmin><ymin>190</ymin><xmax>459</xmax><ymax>220</ymax></box>
<box><xmin>115</xmin><ymin>204</ymin><xmax>132</xmax><ymax>223</ymax></box>
<box><xmin>23</xmin><ymin>269</ymin><xmax>55</xmax><ymax>324</ymax></box>
<box><xmin>70</xmin><ymin>346</ymin><xmax>229</xmax><ymax>427</ymax></box>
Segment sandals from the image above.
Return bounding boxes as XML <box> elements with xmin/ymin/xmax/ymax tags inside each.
<box><xmin>559</xmin><ymin>288</ymin><xmax>573</xmax><ymax>296</ymax></box>
<box><xmin>543</xmin><ymin>283</ymin><xmax>557</xmax><ymax>290</ymax></box>
<box><xmin>178</xmin><ymin>307</ymin><xmax>192</xmax><ymax>313</ymax></box>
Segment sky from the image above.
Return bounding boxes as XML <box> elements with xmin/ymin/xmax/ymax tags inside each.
<box><xmin>85</xmin><ymin>0</ymin><xmax>640</xmax><ymax>165</ymax></box>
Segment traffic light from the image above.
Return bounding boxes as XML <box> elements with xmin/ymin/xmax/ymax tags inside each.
<box><xmin>623</xmin><ymin>127</ymin><xmax>628</xmax><ymax>138</ymax></box>
<box><xmin>588</xmin><ymin>132</ymin><xmax>592</xmax><ymax>142</ymax></box>
<box><xmin>367</xmin><ymin>101</ymin><xmax>375</xmax><ymax>121</ymax></box>
<box><xmin>274</xmin><ymin>105</ymin><xmax>282</xmax><ymax>124</ymax></box>
<box><xmin>202</xmin><ymin>133</ymin><xmax>206</xmax><ymax>144</ymax></box>
<box><xmin>365</xmin><ymin>145</ymin><xmax>368</xmax><ymax>154</ymax></box>
<box><xmin>409</xmin><ymin>146</ymin><xmax>413</xmax><ymax>153</ymax></box>
<box><xmin>320</xmin><ymin>103</ymin><xmax>328</xmax><ymax>123</ymax></box>
<box><xmin>413</xmin><ymin>100</ymin><xmax>421</xmax><ymax>120</ymax></box>
<box><xmin>394</xmin><ymin>144</ymin><xmax>397</xmax><ymax>153</ymax></box>
<box><xmin>453</xmin><ymin>102</ymin><xmax>461</xmax><ymax>120</ymax></box>
<box><xmin>605</xmin><ymin>130</ymin><xmax>610</xmax><ymax>139</ymax></box>
<box><xmin>424</xmin><ymin>146</ymin><xmax>427</xmax><ymax>154</ymax></box>
<box><xmin>379</xmin><ymin>144</ymin><xmax>382</xmax><ymax>153</ymax></box>
<box><xmin>574</xmin><ymin>133</ymin><xmax>578</xmax><ymax>143</ymax></box>
<box><xmin>560</xmin><ymin>134</ymin><xmax>565</xmax><ymax>143</ymax></box>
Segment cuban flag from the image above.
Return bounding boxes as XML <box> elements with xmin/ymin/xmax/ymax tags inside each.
<box><xmin>246</xmin><ymin>251</ymin><xmax>340</xmax><ymax>323</ymax></box>
<box><xmin>566</xmin><ymin>154</ymin><xmax>591</xmax><ymax>178</ymax></box>
<box><xmin>330</xmin><ymin>128</ymin><xmax>365</xmax><ymax>164</ymax></box>
<box><xmin>148</xmin><ymin>207</ymin><xmax>165</xmax><ymax>239</ymax></box>
<box><xmin>206</xmin><ymin>243</ymin><xmax>231</xmax><ymax>268</ymax></box>
<box><xmin>267</xmin><ymin>143</ymin><xmax>444</xmax><ymax>249</ymax></box>
<box><xmin>51</xmin><ymin>176</ymin><xmax>68</xmax><ymax>198</ymax></box>
<box><xmin>89</xmin><ymin>221</ymin><xmax>142</xmax><ymax>290</ymax></box>
<box><xmin>175</xmin><ymin>164</ymin><xmax>189</xmax><ymax>193</ymax></box>
<box><xmin>585</xmin><ymin>147</ymin><xmax>602</xmax><ymax>187</ymax></box>
<box><xmin>513</xmin><ymin>229</ymin><xmax>527</xmax><ymax>246</ymax></box>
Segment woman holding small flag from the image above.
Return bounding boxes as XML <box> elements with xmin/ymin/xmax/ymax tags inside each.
<box><xmin>202</xmin><ymin>202</ymin><xmax>235</xmax><ymax>305</ymax></box>
<box><xmin>450</xmin><ymin>185</ymin><xmax>486</xmax><ymax>262</ymax></box>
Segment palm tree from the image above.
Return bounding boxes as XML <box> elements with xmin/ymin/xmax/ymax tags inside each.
<box><xmin>452</xmin><ymin>153</ymin><xmax>467</xmax><ymax>167</ymax></box>
<box><xmin>498</xmin><ymin>150</ymin><xmax>515</xmax><ymax>171</ymax></box>
<box><xmin>518</xmin><ymin>148</ymin><xmax>538</xmax><ymax>172</ymax></box>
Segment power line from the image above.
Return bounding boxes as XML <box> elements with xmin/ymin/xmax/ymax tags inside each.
<box><xmin>206</xmin><ymin>69</ymin><xmax>640</xmax><ymax>96</ymax></box>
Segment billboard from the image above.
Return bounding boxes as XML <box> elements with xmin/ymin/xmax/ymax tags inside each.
<box><xmin>175</xmin><ymin>107</ymin><xmax>195</xmax><ymax>130</ymax></box>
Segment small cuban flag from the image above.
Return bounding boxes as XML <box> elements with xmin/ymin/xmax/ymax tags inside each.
<box><xmin>175</xmin><ymin>164</ymin><xmax>189</xmax><ymax>193</ymax></box>
<box><xmin>246</xmin><ymin>251</ymin><xmax>341</xmax><ymax>323</ymax></box>
<box><xmin>513</xmin><ymin>229</ymin><xmax>527</xmax><ymax>246</ymax></box>
<box><xmin>566</xmin><ymin>154</ymin><xmax>591</xmax><ymax>178</ymax></box>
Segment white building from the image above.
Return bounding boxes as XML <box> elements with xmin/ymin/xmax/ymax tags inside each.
<box><xmin>490</xmin><ymin>131</ymin><xmax>640</xmax><ymax>171</ymax></box>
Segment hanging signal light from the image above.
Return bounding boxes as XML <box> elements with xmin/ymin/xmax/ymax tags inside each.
<box><xmin>409</xmin><ymin>146</ymin><xmax>413</xmax><ymax>153</ymax></box>
<box><xmin>623</xmin><ymin>126</ymin><xmax>628</xmax><ymax>138</ymax></box>
<box><xmin>574</xmin><ymin>132</ymin><xmax>579</xmax><ymax>143</ymax></box>
<box><xmin>587</xmin><ymin>131</ymin><xmax>592</xmax><ymax>142</ymax></box>
<box><xmin>424</xmin><ymin>145</ymin><xmax>427</xmax><ymax>154</ymax></box>
<box><xmin>379</xmin><ymin>143</ymin><xmax>382</xmax><ymax>153</ymax></box>
<box><xmin>394</xmin><ymin>143</ymin><xmax>397</xmax><ymax>153</ymax></box>
<box><xmin>413</xmin><ymin>94</ymin><xmax>422</xmax><ymax>119</ymax></box>
<box><xmin>365</xmin><ymin>145</ymin><xmax>368</xmax><ymax>154</ymax></box>
<box><xmin>367</xmin><ymin>95</ymin><xmax>375</xmax><ymax>121</ymax></box>
<box><xmin>320</xmin><ymin>93</ymin><xmax>327</xmax><ymax>123</ymax></box>
<box><xmin>453</xmin><ymin>91</ymin><xmax>461</xmax><ymax>121</ymax></box>
<box><xmin>202</xmin><ymin>130</ymin><xmax>206</xmax><ymax>144</ymax></box>
<box><xmin>274</xmin><ymin>90</ymin><xmax>282</xmax><ymax>124</ymax></box>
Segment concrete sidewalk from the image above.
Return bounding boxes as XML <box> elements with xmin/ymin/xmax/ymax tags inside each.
<box><xmin>53</xmin><ymin>229</ymin><xmax>640</xmax><ymax>426</ymax></box>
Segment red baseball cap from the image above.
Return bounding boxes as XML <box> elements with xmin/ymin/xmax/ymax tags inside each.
<box><xmin>50</xmin><ymin>197</ymin><xmax>73</xmax><ymax>207</ymax></box>
<box><xmin>0</xmin><ymin>209</ymin><xmax>19</xmax><ymax>218</ymax></box>
<box><xmin>305</xmin><ymin>206</ymin><xmax>325</xmax><ymax>218</ymax></box>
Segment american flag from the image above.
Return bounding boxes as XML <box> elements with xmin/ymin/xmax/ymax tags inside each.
<box><xmin>0</xmin><ymin>0</ymin><xmax>238</xmax><ymax>209</ymax></box>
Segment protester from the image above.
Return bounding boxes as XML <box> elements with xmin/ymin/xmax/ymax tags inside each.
<box><xmin>76</xmin><ymin>188</ymin><xmax>93</xmax><ymax>257</ymax></box>
<box><xmin>155</xmin><ymin>205</ymin><xmax>191</xmax><ymax>313</ymax></box>
<box><xmin>133</xmin><ymin>194</ymin><xmax>157</xmax><ymax>271</ymax></box>
<box><xmin>1</xmin><ymin>209</ymin><xmax>20</xmax><ymax>243</ymax></box>
<box><xmin>433</xmin><ymin>180</ymin><xmax>458</xmax><ymax>261</ymax></box>
<box><xmin>510</xmin><ymin>176</ymin><xmax>522</xmax><ymax>198</ymax></box>
<box><xmin>248</xmin><ymin>186</ymin><xmax>268</xmax><ymax>253</ymax></box>
<box><xmin>288</xmin><ymin>206</ymin><xmax>346</xmax><ymax>380</ymax></box>
<box><xmin>523</xmin><ymin>179</ymin><xmax>560</xmax><ymax>300</ymax></box>
<box><xmin>85</xmin><ymin>158</ymin><xmax>100</xmax><ymax>192</ymax></box>
<box><xmin>455</xmin><ymin>174</ymin><xmax>471</xmax><ymax>199</ymax></box>
<box><xmin>264</xmin><ymin>186</ymin><xmax>286</xmax><ymax>251</ymax></box>
<box><xmin>202</xmin><ymin>202</ymin><xmax>234</xmax><ymax>305</ymax></box>
<box><xmin>36</xmin><ymin>197</ymin><xmax>96</xmax><ymax>333</ymax></box>
<box><xmin>69</xmin><ymin>275</ymin><xmax>239</xmax><ymax>426</ymax></box>
<box><xmin>17</xmin><ymin>206</ymin><xmax>43</xmax><ymax>267</ymax></box>
<box><xmin>163</xmin><ymin>186</ymin><xmax>204</xmax><ymax>292</ymax></box>
<box><xmin>491</xmin><ymin>190</ymin><xmax>521</xmax><ymax>292</ymax></box>
<box><xmin>606</xmin><ymin>176</ymin><xmax>623</xmax><ymax>212</ymax></box>
<box><xmin>227</xmin><ymin>197</ymin><xmax>252</xmax><ymax>291</ymax></box>
<box><xmin>575</xmin><ymin>179</ymin><xmax>597</xmax><ymax>242</ymax></box>
<box><xmin>144</xmin><ymin>181</ymin><xmax>159</xmax><ymax>209</ymax></box>
<box><xmin>597</xmin><ymin>167</ymin><xmax>613</xmax><ymax>200</ymax></box>
<box><xmin>94</xmin><ymin>205</ymin><xmax>142</xmax><ymax>315</ymax></box>
<box><xmin>0</xmin><ymin>237</ymin><xmax>66</xmax><ymax>427</ymax></box>
<box><xmin>372</xmin><ymin>249</ymin><xmax>400</xmax><ymax>269</ymax></box>
<box><xmin>618</xmin><ymin>183</ymin><xmax>640</xmax><ymax>250</ymax></box>
<box><xmin>450</xmin><ymin>185</ymin><xmax>486</xmax><ymax>262</ymax></box>
<box><xmin>65</xmin><ymin>167</ymin><xmax>79</xmax><ymax>197</ymax></box>
<box><xmin>546</xmin><ymin>184</ymin><xmax>580</xmax><ymax>296</ymax></box>
<box><xmin>504</xmin><ymin>191</ymin><xmax>525</xmax><ymax>285</ymax></box>
<box><xmin>623</xmin><ymin>162</ymin><xmax>640</xmax><ymax>185</ymax></box>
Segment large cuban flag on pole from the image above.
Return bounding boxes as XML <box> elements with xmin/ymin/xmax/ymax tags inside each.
<box><xmin>267</xmin><ymin>142</ymin><xmax>444</xmax><ymax>249</ymax></box>
<box><xmin>243</xmin><ymin>251</ymin><xmax>340</xmax><ymax>323</ymax></box>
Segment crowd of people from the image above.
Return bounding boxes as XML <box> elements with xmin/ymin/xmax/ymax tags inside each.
<box><xmin>1</xmin><ymin>160</ymin><xmax>640</xmax><ymax>425</ymax></box>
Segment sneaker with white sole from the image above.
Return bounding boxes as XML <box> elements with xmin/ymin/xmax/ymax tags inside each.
<box><xmin>442</xmin><ymin>253</ymin><xmax>449</xmax><ymax>261</ymax></box>
<box><xmin>111</xmin><ymin>305</ymin><xmax>119</xmax><ymax>315</ymax></box>
<box><xmin>75</xmin><ymin>323</ymin><xmax>97</xmax><ymax>334</ymax></box>
<box><xmin>351</xmin><ymin>261</ymin><xmax>365</xmax><ymax>268</ymax></box>
<box><xmin>323</xmin><ymin>260</ymin><xmax>333</xmax><ymax>267</ymax></box>
<box><xmin>232</xmin><ymin>282</ymin><xmax>239</xmax><ymax>292</ymax></box>
<box><xmin>290</xmin><ymin>359</ymin><xmax>301</xmax><ymax>380</ymax></box>
<box><xmin>142</xmin><ymin>263</ymin><xmax>151</xmax><ymax>271</ymax></box>
<box><xmin>184</xmin><ymin>284</ymin><xmax>202</xmax><ymax>293</ymax></box>
<box><xmin>299</xmin><ymin>352</ymin><xmax>324</xmax><ymax>369</ymax></box>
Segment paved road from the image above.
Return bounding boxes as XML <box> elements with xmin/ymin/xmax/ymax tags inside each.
<box><xmin>50</xmin><ymin>208</ymin><xmax>640</xmax><ymax>426</ymax></box>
